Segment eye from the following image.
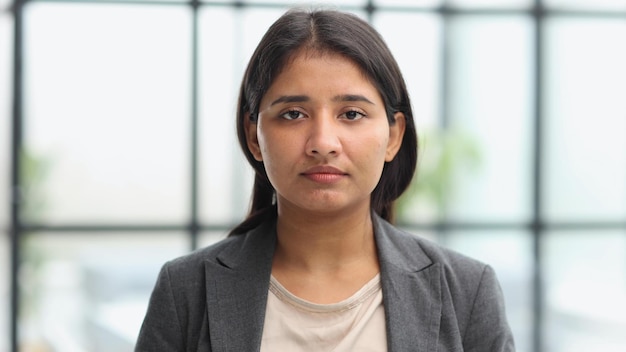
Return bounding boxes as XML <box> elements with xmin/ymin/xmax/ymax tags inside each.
<box><xmin>280</xmin><ymin>110</ymin><xmax>305</xmax><ymax>120</ymax></box>
<box><xmin>341</xmin><ymin>110</ymin><xmax>366</xmax><ymax>121</ymax></box>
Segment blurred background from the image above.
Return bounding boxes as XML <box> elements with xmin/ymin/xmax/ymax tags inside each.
<box><xmin>1</xmin><ymin>0</ymin><xmax>625</xmax><ymax>351</ymax></box>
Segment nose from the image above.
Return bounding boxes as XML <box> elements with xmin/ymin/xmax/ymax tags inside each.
<box><xmin>305</xmin><ymin>115</ymin><xmax>342</xmax><ymax>158</ymax></box>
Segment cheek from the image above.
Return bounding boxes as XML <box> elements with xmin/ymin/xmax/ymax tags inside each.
<box><xmin>256</xmin><ymin>126</ymin><xmax>274</xmax><ymax>159</ymax></box>
<box><xmin>362</xmin><ymin>131</ymin><xmax>390</xmax><ymax>158</ymax></box>
<box><xmin>370</xmin><ymin>134</ymin><xmax>391</xmax><ymax>176</ymax></box>
<box><xmin>257</xmin><ymin>129</ymin><xmax>294</xmax><ymax>170</ymax></box>
<box><xmin>348</xmin><ymin>132</ymin><xmax>389</xmax><ymax>171</ymax></box>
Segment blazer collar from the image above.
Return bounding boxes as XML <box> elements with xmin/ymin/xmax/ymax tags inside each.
<box><xmin>372</xmin><ymin>214</ymin><xmax>432</xmax><ymax>272</ymax></box>
<box><xmin>373</xmin><ymin>214</ymin><xmax>442</xmax><ymax>351</ymax></box>
<box><xmin>205</xmin><ymin>220</ymin><xmax>277</xmax><ymax>352</ymax></box>
<box><xmin>204</xmin><ymin>215</ymin><xmax>442</xmax><ymax>352</ymax></box>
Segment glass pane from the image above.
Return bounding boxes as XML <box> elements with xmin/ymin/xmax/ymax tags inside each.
<box><xmin>199</xmin><ymin>230</ymin><xmax>229</xmax><ymax>249</ymax></box>
<box><xmin>447</xmin><ymin>16</ymin><xmax>533</xmax><ymax>222</ymax></box>
<box><xmin>544</xmin><ymin>0</ymin><xmax>626</xmax><ymax>11</ymax></box>
<box><xmin>373</xmin><ymin>12</ymin><xmax>442</xmax><ymax>223</ymax></box>
<box><xmin>448</xmin><ymin>0</ymin><xmax>531</xmax><ymax>8</ymax></box>
<box><xmin>0</xmin><ymin>0</ymin><xmax>11</xmax><ymax>13</ymax></box>
<box><xmin>445</xmin><ymin>230</ymin><xmax>533</xmax><ymax>352</ymax></box>
<box><xmin>544</xmin><ymin>230</ymin><xmax>626</xmax><ymax>352</ymax></box>
<box><xmin>373</xmin><ymin>13</ymin><xmax>441</xmax><ymax>131</ymax></box>
<box><xmin>374</xmin><ymin>0</ymin><xmax>443</xmax><ymax>7</ymax></box>
<box><xmin>18</xmin><ymin>232</ymin><xmax>188</xmax><ymax>351</ymax></box>
<box><xmin>397</xmin><ymin>226</ymin><xmax>439</xmax><ymax>244</ymax></box>
<box><xmin>544</xmin><ymin>19</ymin><xmax>626</xmax><ymax>221</ymax></box>
<box><xmin>23</xmin><ymin>3</ymin><xmax>191</xmax><ymax>224</ymax></box>
<box><xmin>198</xmin><ymin>7</ymin><xmax>281</xmax><ymax>224</ymax></box>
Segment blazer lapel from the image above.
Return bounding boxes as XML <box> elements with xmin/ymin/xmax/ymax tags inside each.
<box><xmin>374</xmin><ymin>215</ymin><xmax>442</xmax><ymax>351</ymax></box>
<box><xmin>204</xmin><ymin>221</ymin><xmax>277</xmax><ymax>352</ymax></box>
<box><xmin>202</xmin><ymin>214</ymin><xmax>442</xmax><ymax>351</ymax></box>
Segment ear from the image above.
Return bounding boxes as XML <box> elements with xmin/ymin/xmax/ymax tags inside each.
<box><xmin>244</xmin><ymin>112</ymin><xmax>263</xmax><ymax>161</ymax></box>
<box><xmin>385</xmin><ymin>112</ymin><xmax>406</xmax><ymax>162</ymax></box>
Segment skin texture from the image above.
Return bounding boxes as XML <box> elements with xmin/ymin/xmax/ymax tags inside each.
<box><xmin>246</xmin><ymin>50</ymin><xmax>405</xmax><ymax>219</ymax></box>
<box><xmin>244</xmin><ymin>50</ymin><xmax>406</xmax><ymax>303</ymax></box>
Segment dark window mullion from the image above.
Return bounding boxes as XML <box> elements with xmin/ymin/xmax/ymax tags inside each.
<box><xmin>10</xmin><ymin>0</ymin><xmax>25</xmax><ymax>350</ymax></box>
<box><xmin>438</xmin><ymin>0</ymin><xmax>451</xmax><ymax>239</ymax></box>
<box><xmin>190</xmin><ymin>0</ymin><xmax>200</xmax><ymax>251</ymax></box>
<box><xmin>532</xmin><ymin>1</ymin><xmax>546</xmax><ymax>352</ymax></box>
<box><xmin>10</xmin><ymin>2</ymin><xmax>626</xmax><ymax>351</ymax></box>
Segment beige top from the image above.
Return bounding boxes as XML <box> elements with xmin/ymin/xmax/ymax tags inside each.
<box><xmin>260</xmin><ymin>274</ymin><xmax>387</xmax><ymax>352</ymax></box>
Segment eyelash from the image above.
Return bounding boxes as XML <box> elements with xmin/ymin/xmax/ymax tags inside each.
<box><xmin>279</xmin><ymin>109</ymin><xmax>366</xmax><ymax>121</ymax></box>
<box><xmin>342</xmin><ymin>110</ymin><xmax>366</xmax><ymax>120</ymax></box>
<box><xmin>280</xmin><ymin>109</ymin><xmax>305</xmax><ymax>120</ymax></box>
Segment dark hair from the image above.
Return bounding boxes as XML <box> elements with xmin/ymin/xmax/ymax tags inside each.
<box><xmin>230</xmin><ymin>9</ymin><xmax>418</xmax><ymax>235</ymax></box>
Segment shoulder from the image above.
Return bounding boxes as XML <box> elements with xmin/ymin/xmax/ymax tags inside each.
<box><xmin>409</xmin><ymin>233</ymin><xmax>498</xmax><ymax>305</ymax></box>
<box><xmin>407</xmin><ymin>230</ymin><xmax>487</xmax><ymax>280</ymax></box>
<box><xmin>158</xmin><ymin>235</ymin><xmax>247</xmax><ymax>284</ymax></box>
<box><xmin>375</xmin><ymin>216</ymin><xmax>498</xmax><ymax>311</ymax></box>
<box><xmin>159</xmin><ymin>218</ymin><xmax>277</xmax><ymax>286</ymax></box>
<box><xmin>374</xmin><ymin>215</ymin><xmax>487</xmax><ymax>279</ymax></box>
<box><xmin>376</xmin><ymin>219</ymin><xmax>514</xmax><ymax>348</ymax></box>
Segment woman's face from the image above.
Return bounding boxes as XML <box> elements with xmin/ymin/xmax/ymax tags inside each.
<box><xmin>246</xmin><ymin>51</ymin><xmax>405</xmax><ymax>216</ymax></box>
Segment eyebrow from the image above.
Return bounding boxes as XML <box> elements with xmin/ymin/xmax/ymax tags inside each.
<box><xmin>269</xmin><ymin>94</ymin><xmax>374</xmax><ymax>106</ymax></box>
<box><xmin>270</xmin><ymin>95</ymin><xmax>310</xmax><ymax>106</ymax></box>
<box><xmin>333</xmin><ymin>94</ymin><xmax>375</xmax><ymax>105</ymax></box>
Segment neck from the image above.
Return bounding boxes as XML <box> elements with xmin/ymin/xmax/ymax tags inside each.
<box><xmin>273</xmin><ymin>202</ymin><xmax>378</xmax><ymax>273</ymax></box>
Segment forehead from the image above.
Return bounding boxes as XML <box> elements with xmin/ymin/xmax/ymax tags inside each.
<box><xmin>283</xmin><ymin>48</ymin><xmax>370</xmax><ymax>79</ymax></box>
<box><xmin>264</xmin><ymin>49</ymin><xmax>379</xmax><ymax>97</ymax></box>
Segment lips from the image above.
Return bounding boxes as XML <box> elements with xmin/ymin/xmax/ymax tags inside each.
<box><xmin>301</xmin><ymin>165</ymin><xmax>348</xmax><ymax>184</ymax></box>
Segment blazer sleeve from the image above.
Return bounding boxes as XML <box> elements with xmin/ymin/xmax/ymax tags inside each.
<box><xmin>135</xmin><ymin>263</ymin><xmax>184</xmax><ymax>351</ymax></box>
<box><xmin>462</xmin><ymin>265</ymin><xmax>516</xmax><ymax>352</ymax></box>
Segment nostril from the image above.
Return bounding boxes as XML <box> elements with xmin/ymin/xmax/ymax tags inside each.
<box><xmin>305</xmin><ymin>128</ymin><xmax>341</xmax><ymax>156</ymax></box>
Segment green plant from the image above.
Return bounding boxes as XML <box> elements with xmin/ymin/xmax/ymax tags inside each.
<box><xmin>396</xmin><ymin>128</ymin><xmax>482</xmax><ymax>222</ymax></box>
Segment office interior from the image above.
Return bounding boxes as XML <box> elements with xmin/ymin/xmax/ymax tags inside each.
<box><xmin>1</xmin><ymin>0</ymin><xmax>626</xmax><ymax>351</ymax></box>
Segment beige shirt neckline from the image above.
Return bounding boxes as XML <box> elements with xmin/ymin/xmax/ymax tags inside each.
<box><xmin>261</xmin><ymin>274</ymin><xmax>387</xmax><ymax>352</ymax></box>
<box><xmin>269</xmin><ymin>273</ymin><xmax>382</xmax><ymax>313</ymax></box>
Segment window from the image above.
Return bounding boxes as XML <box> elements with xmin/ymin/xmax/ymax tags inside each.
<box><xmin>5</xmin><ymin>1</ymin><xmax>626</xmax><ymax>351</ymax></box>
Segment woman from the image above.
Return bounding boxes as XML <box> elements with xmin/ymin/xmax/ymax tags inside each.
<box><xmin>136</xmin><ymin>9</ymin><xmax>515</xmax><ymax>352</ymax></box>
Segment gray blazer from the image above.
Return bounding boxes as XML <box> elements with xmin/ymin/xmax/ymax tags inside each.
<box><xmin>136</xmin><ymin>214</ymin><xmax>515</xmax><ymax>351</ymax></box>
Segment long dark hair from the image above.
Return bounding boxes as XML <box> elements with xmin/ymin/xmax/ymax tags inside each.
<box><xmin>230</xmin><ymin>9</ymin><xmax>418</xmax><ymax>236</ymax></box>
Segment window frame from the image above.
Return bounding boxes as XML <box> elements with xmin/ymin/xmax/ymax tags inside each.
<box><xmin>6</xmin><ymin>0</ymin><xmax>626</xmax><ymax>351</ymax></box>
